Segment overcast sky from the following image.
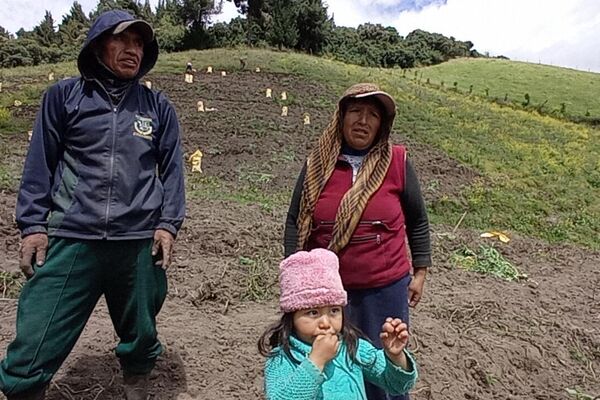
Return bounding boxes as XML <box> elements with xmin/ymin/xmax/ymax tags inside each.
<box><xmin>2</xmin><ymin>0</ymin><xmax>599</xmax><ymax>73</ymax></box>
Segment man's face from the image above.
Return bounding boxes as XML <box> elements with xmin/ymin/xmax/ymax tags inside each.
<box><xmin>100</xmin><ymin>29</ymin><xmax>144</xmax><ymax>79</ymax></box>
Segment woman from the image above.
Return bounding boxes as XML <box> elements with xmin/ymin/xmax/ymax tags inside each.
<box><xmin>284</xmin><ymin>83</ymin><xmax>431</xmax><ymax>400</ymax></box>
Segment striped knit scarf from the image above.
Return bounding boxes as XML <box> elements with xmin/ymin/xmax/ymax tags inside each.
<box><xmin>296</xmin><ymin>84</ymin><xmax>393</xmax><ymax>254</ymax></box>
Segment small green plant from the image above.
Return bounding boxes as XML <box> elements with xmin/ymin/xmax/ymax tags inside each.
<box><xmin>0</xmin><ymin>107</ymin><xmax>10</xmax><ymax>124</ymax></box>
<box><xmin>565</xmin><ymin>388</ymin><xmax>598</xmax><ymax>400</ymax></box>
<box><xmin>1</xmin><ymin>271</ymin><xmax>23</xmax><ymax>298</ymax></box>
<box><xmin>450</xmin><ymin>245</ymin><xmax>526</xmax><ymax>281</ymax></box>
<box><xmin>569</xmin><ymin>347</ymin><xmax>587</xmax><ymax>363</ymax></box>
<box><xmin>239</xmin><ymin>256</ymin><xmax>276</xmax><ymax>301</ymax></box>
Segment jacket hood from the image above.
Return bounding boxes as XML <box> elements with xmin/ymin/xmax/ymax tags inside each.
<box><xmin>77</xmin><ymin>10</ymin><xmax>158</xmax><ymax>80</ymax></box>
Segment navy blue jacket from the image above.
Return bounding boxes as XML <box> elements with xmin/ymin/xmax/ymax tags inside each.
<box><xmin>16</xmin><ymin>10</ymin><xmax>185</xmax><ymax>240</ymax></box>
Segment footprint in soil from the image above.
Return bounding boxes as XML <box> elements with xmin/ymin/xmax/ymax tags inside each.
<box><xmin>45</xmin><ymin>349</ymin><xmax>187</xmax><ymax>399</ymax></box>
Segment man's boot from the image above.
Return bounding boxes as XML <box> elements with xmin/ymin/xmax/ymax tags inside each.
<box><xmin>123</xmin><ymin>372</ymin><xmax>149</xmax><ymax>400</ymax></box>
<box><xmin>6</xmin><ymin>386</ymin><xmax>47</xmax><ymax>400</ymax></box>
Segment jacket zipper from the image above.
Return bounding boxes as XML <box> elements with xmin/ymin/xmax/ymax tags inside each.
<box><xmin>88</xmin><ymin>78</ymin><xmax>133</xmax><ymax>239</ymax></box>
<box><xmin>319</xmin><ymin>220</ymin><xmax>385</xmax><ymax>226</ymax></box>
<box><xmin>104</xmin><ymin>106</ymin><xmax>118</xmax><ymax>238</ymax></box>
<box><xmin>350</xmin><ymin>234</ymin><xmax>381</xmax><ymax>244</ymax></box>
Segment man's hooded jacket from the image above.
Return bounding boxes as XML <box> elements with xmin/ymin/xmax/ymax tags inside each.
<box><xmin>16</xmin><ymin>10</ymin><xmax>185</xmax><ymax>240</ymax></box>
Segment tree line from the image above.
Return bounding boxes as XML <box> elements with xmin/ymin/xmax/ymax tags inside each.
<box><xmin>0</xmin><ymin>0</ymin><xmax>482</xmax><ymax>69</ymax></box>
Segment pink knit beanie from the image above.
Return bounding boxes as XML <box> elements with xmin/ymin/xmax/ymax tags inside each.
<box><xmin>279</xmin><ymin>248</ymin><xmax>348</xmax><ymax>313</ymax></box>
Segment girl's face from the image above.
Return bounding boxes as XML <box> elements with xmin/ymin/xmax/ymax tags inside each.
<box><xmin>292</xmin><ymin>305</ymin><xmax>343</xmax><ymax>343</ymax></box>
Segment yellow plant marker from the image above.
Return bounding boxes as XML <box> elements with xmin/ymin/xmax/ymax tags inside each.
<box><xmin>281</xmin><ymin>91</ymin><xmax>287</xmax><ymax>100</ymax></box>
<box><xmin>184</xmin><ymin>73</ymin><xmax>193</xmax><ymax>83</ymax></box>
<box><xmin>266</xmin><ymin>88</ymin><xmax>272</xmax><ymax>98</ymax></box>
<box><xmin>480</xmin><ymin>231</ymin><xmax>511</xmax><ymax>243</ymax></box>
<box><xmin>27</xmin><ymin>130</ymin><xmax>33</xmax><ymax>141</ymax></box>
<box><xmin>189</xmin><ymin>149</ymin><xmax>203</xmax><ymax>173</ymax></box>
<box><xmin>281</xmin><ymin>106</ymin><xmax>288</xmax><ymax>117</ymax></box>
<box><xmin>255</xmin><ymin>67</ymin><xmax>261</xmax><ymax>73</ymax></box>
<box><xmin>145</xmin><ymin>80</ymin><xmax>152</xmax><ymax>89</ymax></box>
<box><xmin>197</xmin><ymin>101</ymin><xmax>205</xmax><ymax>112</ymax></box>
<box><xmin>207</xmin><ymin>66</ymin><xmax>213</xmax><ymax>74</ymax></box>
<box><xmin>303</xmin><ymin>113</ymin><xmax>310</xmax><ymax>125</ymax></box>
<box><xmin>48</xmin><ymin>72</ymin><xmax>54</xmax><ymax>81</ymax></box>
<box><xmin>14</xmin><ymin>100</ymin><xmax>22</xmax><ymax>107</ymax></box>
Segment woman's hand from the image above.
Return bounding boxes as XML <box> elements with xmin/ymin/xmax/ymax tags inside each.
<box><xmin>408</xmin><ymin>267</ymin><xmax>427</xmax><ymax>307</ymax></box>
<box><xmin>380</xmin><ymin>317</ymin><xmax>409</xmax><ymax>369</ymax></box>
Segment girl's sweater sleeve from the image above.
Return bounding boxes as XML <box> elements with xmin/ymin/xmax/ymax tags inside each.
<box><xmin>264</xmin><ymin>353</ymin><xmax>324</xmax><ymax>400</ymax></box>
<box><xmin>358</xmin><ymin>339</ymin><xmax>418</xmax><ymax>395</ymax></box>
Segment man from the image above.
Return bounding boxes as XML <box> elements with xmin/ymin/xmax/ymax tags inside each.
<box><xmin>0</xmin><ymin>10</ymin><xmax>185</xmax><ymax>400</ymax></box>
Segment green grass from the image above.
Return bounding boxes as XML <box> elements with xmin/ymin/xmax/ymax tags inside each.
<box><xmin>186</xmin><ymin>174</ymin><xmax>289</xmax><ymax>212</ymax></box>
<box><xmin>416</xmin><ymin>58</ymin><xmax>600</xmax><ymax>118</ymax></box>
<box><xmin>1</xmin><ymin>48</ymin><xmax>599</xmax><ymax>249</ymax></box>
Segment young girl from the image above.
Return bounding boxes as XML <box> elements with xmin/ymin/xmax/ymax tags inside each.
<box><xmin>259</xmin><ymin>248</ymin><xmax>418</xmax><ymax>399</ymax></box>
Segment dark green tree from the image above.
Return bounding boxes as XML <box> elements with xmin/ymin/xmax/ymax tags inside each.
<box><xmin>0</xmin><ymin>26</ymin><xmax>12</xmax><ymax>42</ymax></box>
<box><xmin>140</xmin><ymin>0</ymin><xmax>155</xmax><ymax>23</ymax></box>
<box><xmin>34</xmin><ymin>11</ymin><xmax>60</xmax><ymax>47</ymax></box>
<box><xmin>58</xmin><ymin>2</ymin><xmax>90</xmax><ymax>60</ymax></box>
<box><xmin>268</xmin><ymin>0</ymin><xmax>298</xmax><ymax>49</ymax></box>
<box><xmin>156</xmin><ymin>12</ymin><xmax>186</xmax><ymax>51</ymax></box>
<box><xmin>295</xmin><ymin>0</ymin><xmax>331</xmax><ymax>54</ymax></box>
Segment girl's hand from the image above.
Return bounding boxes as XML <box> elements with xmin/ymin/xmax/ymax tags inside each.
<box><xmin>380</xmin><ymin>317</ymin><xmax>409</xmax><ymax>369</ymax></box>
<box><xmin>309</xmin><ymin>333</ymin><xmax>339</xmax><ymax>371</ymax></box>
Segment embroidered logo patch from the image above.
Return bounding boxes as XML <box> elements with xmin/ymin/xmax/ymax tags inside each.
<box><xmin>133</xmin><ymin>115</ymin><xmax>153</xmax><ymax>139</ymax></box>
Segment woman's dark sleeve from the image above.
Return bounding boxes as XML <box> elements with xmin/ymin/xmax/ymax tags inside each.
<box><xmin>401</xmin><ymin>159</ymin><xmax>432</xmax><ymax>268</ymax></box>
<box><xmin>283</xmin><ymin>163</ymin><xmax>307</xmax><ymax>257</ymax></box>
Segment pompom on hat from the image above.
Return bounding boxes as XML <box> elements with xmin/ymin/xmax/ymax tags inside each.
<box><xmin>279</xmin><ymin>248</ymin><xmax>348</xmax><ymax>313</ymax></box>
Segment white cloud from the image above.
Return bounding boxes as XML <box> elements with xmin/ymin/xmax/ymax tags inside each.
<box><xmin>326</xmin><ymin>0</ymin><xmax>600</xmax><ymax>72</ymax></box>
<box><xmin>2</xmin><ymin>0</ymin><xmax>599</xmax><ymax>72</ymax></box>
<box><xmin>0</xmin><ymin>0</ymin><xmax>99</xmax><ymax>33</ymax></box>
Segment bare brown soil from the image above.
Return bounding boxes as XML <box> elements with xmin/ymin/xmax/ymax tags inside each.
<box><xmin>1</xmin><ymin>71</ymin><xmax>598</xmax><ymax>399</ymax></box>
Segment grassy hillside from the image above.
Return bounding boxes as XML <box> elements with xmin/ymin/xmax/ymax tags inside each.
<box><xmin>416</xmin><ymin>57</ymin><xmax>600</xmax><ymax>118</ymax></box>
<box><xmin>0</xmin><ymin>49</ymin><xmax>599</xmax><ymax>249</ymax></box>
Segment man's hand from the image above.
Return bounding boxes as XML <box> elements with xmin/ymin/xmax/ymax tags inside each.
<box><xmin>19</xmin><ymin>233</ymin><xmax>48</xmax><ymax>278</ymax></box>
<box><xmin>408</xmin><ymin>267</ymin><xmax>427</xmax><ymax>308</ymax></box>
<box><xmin>152</xmin><ymin>229</ymin><xmax>175</xmax><ymax>270</ymax></box>
<box><xmin>380</xmin><ymin>317</ymin><xmax>409</xmax><ymax>369</ymax></box>
<box><xmin>309</xmin><ymin>333</ymin><xmax>339</xmax><ymax>371</ymax></box>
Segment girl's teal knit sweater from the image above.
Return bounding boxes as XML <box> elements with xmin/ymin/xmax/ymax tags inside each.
<box><xmin>264</xmin><ymin>335</ymin><xmax>418</xmax><ymax>399</ymax></box>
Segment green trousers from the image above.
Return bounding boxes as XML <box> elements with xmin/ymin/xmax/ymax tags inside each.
<box><xmin>0</xmin><ymin>238</ymin><xmax>167</xmax><ymax>396</ymax></box>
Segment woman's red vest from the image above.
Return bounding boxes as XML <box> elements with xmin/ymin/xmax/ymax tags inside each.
<box><xmin>307</xmin><ymin>145</ymin><xmax>411</xmax><ymax>289</ymax></box>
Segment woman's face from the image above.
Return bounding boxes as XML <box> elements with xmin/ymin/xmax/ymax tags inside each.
<box><xmin>293</xmin><ymin>305</ymin><xmax>343</xmax><ymax>343</ymax></box>
<box><xmin>342</xmin><ymin>99</ymin><xmax>383</xmax><ymax>150</ymax></box>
